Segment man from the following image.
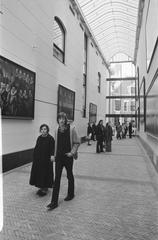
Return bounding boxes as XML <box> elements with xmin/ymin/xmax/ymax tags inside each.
<box><xmin>47</xmin><ymin>112</ymin><xmax>80</xmax><ymax>210</ymax></box>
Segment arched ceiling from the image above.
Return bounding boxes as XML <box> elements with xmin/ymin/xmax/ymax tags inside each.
<box><xmin>76</xmin><ymin>0</ymin><xmax>140</xmax><ymax>62</ymax></box>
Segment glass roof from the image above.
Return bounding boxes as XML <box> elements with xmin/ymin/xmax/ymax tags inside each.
<box><xmin>76</xmin><ymin>0</ymin><xmax>140</xmax><ymax>62</ymax></box>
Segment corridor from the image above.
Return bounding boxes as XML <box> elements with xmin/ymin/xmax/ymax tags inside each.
<box><xmin>1</xmin><ymin>137</ymin><xmax>158</xmax><ymax>240</ymax></box>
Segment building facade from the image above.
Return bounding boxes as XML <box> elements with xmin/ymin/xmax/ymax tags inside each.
<box><xmin>135</xmin><ymin>0</ymin><xmax>158</xmax><ymax>171</ymax></box>
<box><xmin>0</xmin><ymin>0</ymin><xmax>109</xmax><ymax>171</ymax></box>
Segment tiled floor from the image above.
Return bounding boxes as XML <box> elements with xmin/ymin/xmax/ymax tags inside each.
<box><xmin>1</xmin><ymin>137</ymin><xmax>158</xmax><ymax>240</ymax></box>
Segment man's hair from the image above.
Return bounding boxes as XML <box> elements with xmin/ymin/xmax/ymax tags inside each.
<box><xmin>57</xmin><ymin>112</ymin><xmax>68</xmax><ymax>124</ymax></box>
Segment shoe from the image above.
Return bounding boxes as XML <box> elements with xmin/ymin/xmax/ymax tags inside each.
<box><xmin>64</xmin><ymin>195</ymin><xmax>75</xmax><ymax>201</ymax></box>
<box><xmin>47</xmin><ymin>202</ymin><xmax>58</xmax><ymax>210</ymax></box>
<box><xmin>36</xmin><ymin>189</ymin><xmax>41</xmax><ymax>195</ymax></box>
<box><xmin>36</xmin><ymin>188</ymin><xmax>48</xmax><ymax>196</ymax></box>
<box><xmin>38</xmin><ymin>190</ymin><xmax>47</xmax><ymax>196</ymax></box>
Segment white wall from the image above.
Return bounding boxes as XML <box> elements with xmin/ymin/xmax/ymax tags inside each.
<box><xmin>1</xmin><ymin>0</ymin><xmax>109</xmax><ymax>154</ymax></box>
<box><xmin>135</xmin><ymin>0</ymin><xmax>158</xmax><ymax>160</ymax></box>
<box><xmin>87</xmin><ymin>42</ymin><xmax>108</xmax><ymax>123</ymax></box>
<box><xmin>136</xmin><ymin>0</ymin><xmax>158</xmax><ymax>90</ymax></box>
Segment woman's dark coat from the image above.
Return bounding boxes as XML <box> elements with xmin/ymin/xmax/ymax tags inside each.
<box><xmin>29</xmin><ymin>134</ymin><xmax>55</xmax><ymax>188</ymax></box>
<box><xmin>104</xmin><ymin>124</ymin><xmax>113</xmax><ymax>142</ymax></box>
<box><xmin>96</xmin><ymin>124</ymin><xmax>105</xmax><ymax>141</ymax></box>
<box><xmin>104</xmin><ymin>124</ymin><xmax>113</xmax><ymax>152</ymax></box>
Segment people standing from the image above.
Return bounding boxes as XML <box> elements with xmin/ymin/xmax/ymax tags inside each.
<box><xmin>92</xmin><ymin>122</ymin><xmax>97</xmax><ymax>141</ymax></box>
<box><xmin>116</xmin><ymin>121</ymin><xmax>122</xmax><ymax>140</ymax></box>
<box><xmin>104</xmin><ymin>122</ymin><xmax>113</xmax><ymax>152</ymax></box>
<box><xmin>96</xmin><ymin>120</ymin><xmax>105</xmax><ymax>153</ymax></box>
<box><xmin>121</xmin><ymin>123</ymin><xmax>126</xmax><ymax>139</ymax></box>
<box><xmin>129</xmin><ymin>121</ymin><xmax>133</xmax><ymax>138</ymax></box>
<box><xmin>124</xmin><ymin>123</ymin><xmax>128</xmax><ymax>138</ymax></box>
<box><xmin>47</xmin><ymin>112</ymin><xmax>80</xmax><ymax>210</ymax></box>
<box><xmin>29</xmin><ymin>124</ymin><xmax>55</xmax><ymax>196</ymax></box>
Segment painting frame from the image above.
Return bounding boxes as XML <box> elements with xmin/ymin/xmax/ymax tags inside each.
<box><xmin>0</xmin><ymin>56</ymin><xmax>36</xmax><ymax>120</ymax></box>
<box><xmin>57</xmin><ymin>84</ymin><xmax>75</xmax><ymax>121</ymax></box>
<box><xmin>89</xmin><ymin>102</ymin><xmax>97</xmax><ymax>124</ymax></box>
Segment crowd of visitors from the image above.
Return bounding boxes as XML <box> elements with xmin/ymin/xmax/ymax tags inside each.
<box><xmin>87</xmin><ymin>120</ymin><xmax>135</xmax><ymax>153</ymax></box>
<box><xmin>87</xmin><ymin>120</ymin><xmax>113</xmax><ymax>153</ymax></box>
<box><xmin>116</xmin><ymin>121</ymin><xmax>134</xmax><ymax>139</ymax></box>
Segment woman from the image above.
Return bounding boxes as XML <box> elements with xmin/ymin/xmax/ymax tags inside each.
<box><xmin>96</xmin><ymin>120</ymin><xmax>105</xmax><ymax>153</ymax></box>
<box><xmin>29</xmin><ymin>124</ymin><xmax>55</xmax><ymax>196</ymax></box>
<box><xmin>47</xmin><ymin>112</ymin><xmax>80</xmax><ymax>210</ymax></box>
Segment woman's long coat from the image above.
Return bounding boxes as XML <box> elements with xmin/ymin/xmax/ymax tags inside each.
<box><xmin>29</xmin><ymin>134</ymin><xmax>55</xmax><ymax>188</ymax></box>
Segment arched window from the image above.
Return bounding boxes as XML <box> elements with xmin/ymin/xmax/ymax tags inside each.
<box><xmin>53</xmin><ymin>17</ymin><xmax>65</xmax><ymax>63</ymax></box>
<box><xmin>98</xmin><ymin>72</ymin><xmax>101</xmax><ymax>93</ymax></box>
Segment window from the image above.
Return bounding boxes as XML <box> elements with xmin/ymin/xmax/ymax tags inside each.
<box><xmin>130</xmin><ymin>100</ymin><xmax>135</xmax><ymax>112</ymax></box>
<box><xmin>115</xmin><ymin>99</ymin><xmax>121</xmax><ymax>111</ymax></box>
<box><xmin>98</xmin><ymin>72</ymin><xmax>101</xmax><ymax>93</ymax></box>
<box><xmin>53</xmin><ymin>17</ymin><xmax>65</xmax><ymax>63</ymax></box>
<box><xmin>131</xmin><ymin>86</ymin><xmax>135</xmax><ymax>95</ymax></box>
<box><xmin>124</xmin><ymin>101</ymin><xmax>128</xmax><ymax>111</ymax></box>
<box><xmin>111</xmin><ymin>82</ymin><xmax>115</xmax><ymax>91</ymax></box>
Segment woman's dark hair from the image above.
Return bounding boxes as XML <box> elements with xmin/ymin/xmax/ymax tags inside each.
<box><xmin>57</xmin><ymin>112</ymin><xmax>68</xmax><ymax>124</ymax></box>
<box><xmin>39</xmin><ymin>124</ymin><xmax>49</xmax><ymax>133</ymax></box>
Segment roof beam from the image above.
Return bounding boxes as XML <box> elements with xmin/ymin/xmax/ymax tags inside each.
<box><xmin>106</xmin><ymin>114</ymin><xmax>137</xmax><ymax>117</ymax></box>
<box><xmin>106</xmin><ymin>96</ymin><xmax>136</xmax><ymax>99</ymax></box>
<box><xmin>107</xmin><ymin>77</ymin><xmax>136</xmax><ymax>81</ymax></box>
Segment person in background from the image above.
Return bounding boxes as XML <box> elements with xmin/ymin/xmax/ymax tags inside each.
<box><xmin>121</xmin><ymin>123</ymin><xmax>126</xmax><ymax>139</ymax></box>
<box><xmin>116</xmin><ymin>121</ymin><xmax>122</xmax><ymax>140</ymax></box>
<box><xmin>92</xmin><ymin>122</ymin><xmax>97</xmax><ymax>141</ymax></box>
<box><xmin>29</xmin><ymin>124</ymin><xmax>55</xmax><ymax>196</ymax></box>
<box><xmin>124</xmin><ymin>123</ymin><xmax>128</xmax><ymax>138</ymax></box>
<box><xmin>47</xmin><ymin>112</ymin><xmax>80</xmax><ymax>210</ymax></box>
<box><xmin>128</xmin><ymin>121</ymin><xmax>133</xmax><ymax>138</ymax></box>
<box><xmin>96</xmin><ymin>120</ymin><xmax>105</xmax><ymax>153</ymax></box>
<box><xmin>104</xmin><ymin>122</ymin><xmax>113</xmax><ymax>152</ymax></box>
<box><xmin>87</xmin><ymin>122</ymin><xmax>93</xmax><ymax>145</ymax></box>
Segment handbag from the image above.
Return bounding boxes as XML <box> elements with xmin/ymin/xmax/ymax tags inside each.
<box><xmin>73</xmin><ymin>151</ymin><xmax>78</xmax><ymax>160</ymax></box>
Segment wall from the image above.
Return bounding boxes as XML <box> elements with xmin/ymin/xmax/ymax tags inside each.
<box><xmin>87</xmin><ymin>41</ymin><xmax>108</xmax><ymax>123</ymax></box>
<box><xmin>136</xmin><ymin>0</ymin><xmax>158</xmax><ymax>171</ymax></box>
<box><xmin>1</xmin><ymin>0</ymin><xmax>109</xmax><ymax>171</ymax></box>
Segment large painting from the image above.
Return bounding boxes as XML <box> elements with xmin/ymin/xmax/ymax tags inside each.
<box><xmin>146</xmin><ymin>0</ymin><xmax>158</xmax><ymax>72</ymax></box>
<box><xmin>89</xmin><ymin>103</ymin><xmax>97</xmax><ymax>123</ymax></box>
<box><xmin>146</xmin><ymin>70</ymin><xmax>158</xmax><ymax>138</ymax></box>
<box><xmin>0</xmin><ymin>56</ymin><xmax>35</xmax><ymax>119</ymax></box>
<box><xmin>57</xmin><ymin>85</ymin><xmax>75</xmax><ymax>121</ymax></box>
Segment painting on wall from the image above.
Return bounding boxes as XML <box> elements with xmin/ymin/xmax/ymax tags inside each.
<box><xmin>89</xmin><ymin>103</ymin><xmax>97</xmax><ymax>123</ymax></box>
<box><xmin>146</xmin><ymin>0</ymin><xmax>158</xmax><ymax>72</ymax></box>
<box><xmin>146</xmin><ymin>70</ymin><xmax>158</xmax><ymax>138</ymax></box>
<box><xmin>57</xmin><ymin>84</ymin><xmax>75</xmax><ymax>121</ymax></box>
<box><xmin>0</xmin><ymin>56</ymin><xmax>36</xmax><ymax>119</ymax></box>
